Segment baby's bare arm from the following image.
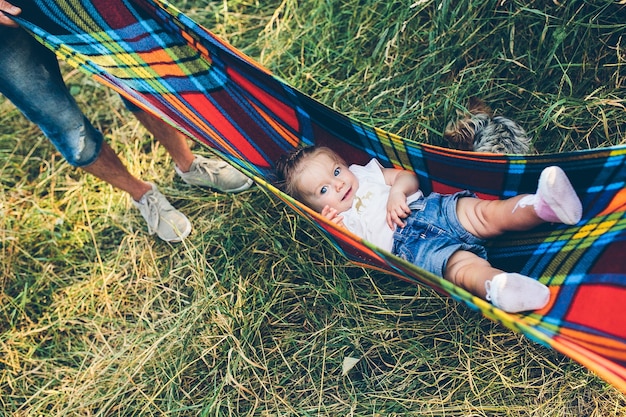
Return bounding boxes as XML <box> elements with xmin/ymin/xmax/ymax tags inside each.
<box><xmin>382</xmin><ymin>168</ymin><xmax>419</xmax><ymax>229</ymax></box>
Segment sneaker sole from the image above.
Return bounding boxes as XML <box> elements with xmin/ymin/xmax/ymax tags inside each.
<box><xmin>538</xmin><ymin>166</ymin><xmax>582</xmax><ymax>225</ymax></box>
<box><xmin>180</xmin><ymin>177</ymin><xmax>254</xmax><ymax>193</ymax></box>
<box><xmin>160</xmin><ymin>221</ymin><xmax>192</xmax><ymax>243</ymax></box>
<box><xmin>215</xmin><ymin>178</ymin><xmax>254</xmax><ymax>193</ymax></box>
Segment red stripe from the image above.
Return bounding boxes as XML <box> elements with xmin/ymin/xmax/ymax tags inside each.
<box><xmin>227</xmin><ymin>67</ymin><xmax>299</xmax><ymax>133</ymax></box>
<box><xmin>181</xmin><ymin>92</ymin><xmax>269</xmax><ymax>167</ymax></box>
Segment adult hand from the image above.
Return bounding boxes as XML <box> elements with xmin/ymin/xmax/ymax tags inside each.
<box><xmin>0</xmin><ymin>0</ymin><xmax>21</xmax><ymax>27</ymax></box>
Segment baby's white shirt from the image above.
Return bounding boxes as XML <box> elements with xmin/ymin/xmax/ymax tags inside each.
<box><xmin>341</xmin><ymin>159</ymin><xmax>423</xmax><ymax>251</ymax></box>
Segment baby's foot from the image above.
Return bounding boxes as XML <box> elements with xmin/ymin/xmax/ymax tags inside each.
<box><xmin>534</xmin><ymin>166</ymin><xmax>582</xmax><ymax>224</ymax></box>
<box><xmin>485</xmin><ymin>273</ymin><xmax>550</xmax><ymax>313</ymax></box>
<box><xmin>515</xmin><ymin>166</ymin><xmax>582</xmax><ymax>225</ymax></box>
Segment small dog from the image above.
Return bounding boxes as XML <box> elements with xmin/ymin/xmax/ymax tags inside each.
<box><xmin>444</xmin><ymin>97</ymin><xmax>531</xmax><ymax>154</ymax></box>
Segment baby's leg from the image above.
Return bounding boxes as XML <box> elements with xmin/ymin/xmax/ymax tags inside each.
<box><xmin>456</xmin><ymin>195</ymin><xmax>542</xmax><ymax>239</ymax></box>
<box><xmin>457</xmin><ymin>166</ymin><xmax>582</xmax><ymax>239</ymax></box>
<box><xmin>445</xmin><ymin>250</ymin><xmax>550</xmax><ymax>313</ymax></box>
<box><xmin>445</xmin><ymin>250</ymin><xmax>501</xmax><ymax>298</ymax></box>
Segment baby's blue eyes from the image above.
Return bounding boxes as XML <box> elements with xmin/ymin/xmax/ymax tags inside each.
<box><xmin>319</xmin><ymin>167</ymin><xmax>341</xmax><ymax>194</ymax></box>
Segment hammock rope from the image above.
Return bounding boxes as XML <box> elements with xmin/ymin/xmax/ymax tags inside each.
<box><xmin>12</xmin><ymin>0</ymin><xmax>626</xmax><ymax>393</ymax></box>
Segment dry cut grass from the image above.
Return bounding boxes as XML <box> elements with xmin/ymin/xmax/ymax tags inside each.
<box><xmin>1</xmin><ymin>0</ymin><xmax>626</xmax><ymax>415</ymax></box>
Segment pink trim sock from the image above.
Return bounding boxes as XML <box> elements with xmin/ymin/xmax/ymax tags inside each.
<box><xmin>514</xmin><ymin>166</ymin><xmax>582</xmax><ymax>225</ymax></box>
<box><xmin>485</xmin><ymin>273</ymin><xmax>550</xmax><ymax>313</ymax></box>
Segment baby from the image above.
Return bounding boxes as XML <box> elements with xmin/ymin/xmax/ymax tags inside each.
<box><xmin>275</xmin><ymin>146</ymin><xmax>583</xmax><ymax>313</ymax></box>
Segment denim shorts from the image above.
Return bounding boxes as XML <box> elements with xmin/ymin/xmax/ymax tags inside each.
<box><xmin>0</xmin><ymin>27</ymin><xmax>103</xmax><ymax>167</ymax></box>
<box><xmin>391</xmin><ymin>191</ymin><xmax>488</xmax><ymax>277</ymax></box>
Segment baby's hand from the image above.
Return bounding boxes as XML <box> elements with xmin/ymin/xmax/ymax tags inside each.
<box><xmin>321</xmin><ymin>205</ymin><xmax>345</xmax><ymax>228</ymax></box>
<box><xmin>386</xmin><ymin>190</ymin><xmax>411</xmax><ymax>229</ymax></box>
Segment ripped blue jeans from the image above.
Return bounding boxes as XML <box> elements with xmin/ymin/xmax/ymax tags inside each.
<box><xmin>0</xmin><ymin>27</ymin><xmax>102</xmax><ymax>167</ymax></box>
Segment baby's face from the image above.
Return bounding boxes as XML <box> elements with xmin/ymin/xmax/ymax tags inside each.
<box><xmin>296</xmin><ymin>152</ymin><xmax>358</xmax><ymax>213</ymax></box>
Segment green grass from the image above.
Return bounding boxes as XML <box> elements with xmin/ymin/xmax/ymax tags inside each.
<box><xmin>1</xmin><ymin>0</ymin><xmax>626</xmax><ymax>415</ymax></box>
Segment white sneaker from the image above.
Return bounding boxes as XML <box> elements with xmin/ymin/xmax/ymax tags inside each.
<box><xmin>132</xmin><ymin>183</ymin><xmax>191</xmax><ymax>242</ymax></box>
<box><xmin>485</xmin><ymin>273</ymin><xmax>550</xmax><ymax>313</ymax></box>
<box><xmin>175</xmin><ymin>155</ymin><xmax>253</xmax><ymax>193</ymax></box>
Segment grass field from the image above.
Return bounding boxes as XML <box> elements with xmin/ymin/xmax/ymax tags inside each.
<box><xmin>1</xmin><ymin>0</ymin><xmax>626</xmax><ymax>415</ymax></box>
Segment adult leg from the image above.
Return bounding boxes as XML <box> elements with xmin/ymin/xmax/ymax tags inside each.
<box><xmin>131</xmin><ymin>110</ymin><xmax>195</xmax><ymax>172</ymax></box>
<box><xmin>0</xmin><ymin>27</ymin><xmax>148</xmax><ymax>197</ymax></box>
<box><xmin>131</xmin><ymin>110</ymin><xmax>253</xmax><ymax>193</ymax></box>
<box><xmin>0</xmin><ymin>28</ymin><xmax>190</xmax><ymax>241</ymax></box>
<box><xmin>81</xmin><ymin>143</ymin><xmax>191</xmax><ymax>242</ymax></box>
<box><xmin>81</xmin><ymin>143</ymin><xmax>150</xmax><ymax>200</ymax></box>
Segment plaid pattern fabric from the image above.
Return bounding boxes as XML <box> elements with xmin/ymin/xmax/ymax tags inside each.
<box><xmin>12</xmin><ymin>0</ymin><xmax>626</xmax><ymax>393</ymax></box>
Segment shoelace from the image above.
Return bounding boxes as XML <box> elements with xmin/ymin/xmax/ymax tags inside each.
<box><xmin>193</xmin><ymin>160</ymin><xmax>227</xmax><ymax>182</ymax></box>
<box><xmin>144</xmin><ymin>193</ymin><xmax>162</xmax><ymax>234</ymax></box>
<box><xmin>197</xmin><ymin>159</ymin><xmax>226</xmax><ymax>173</ymax></box>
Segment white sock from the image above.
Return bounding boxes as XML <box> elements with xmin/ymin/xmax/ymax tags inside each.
<box><xmin>485</xmin><ymin>273</ymin><xmax>550</xmax><ymax>313</ymax></box>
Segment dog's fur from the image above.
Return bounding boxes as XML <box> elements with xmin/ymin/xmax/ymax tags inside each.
<box><xmin>444</xmin><ymin>97</ymin><xmax>531</xmax><ymax>154</ymax></box>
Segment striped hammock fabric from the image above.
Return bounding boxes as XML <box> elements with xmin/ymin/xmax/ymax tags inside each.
<box><xmin>13</xmin><ymin>0</ymin><xmax>626</xmax><ymax>393</ymax></box>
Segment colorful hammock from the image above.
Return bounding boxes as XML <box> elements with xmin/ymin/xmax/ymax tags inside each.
<box><xmin>13</xmin><ymin>0</ymin><xmax>626</xmax><ymax>393</ymax></box>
